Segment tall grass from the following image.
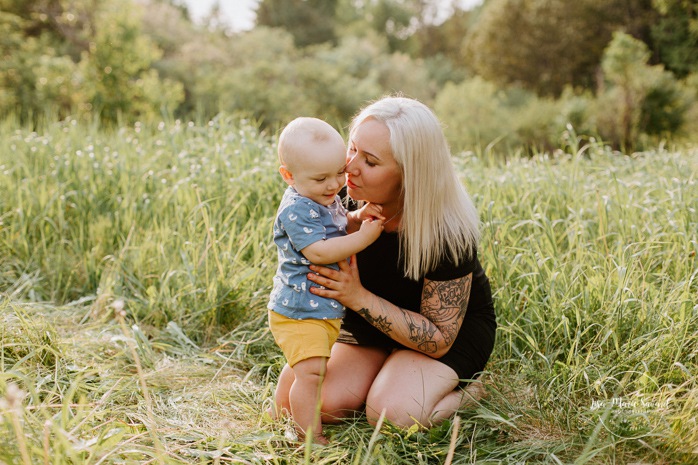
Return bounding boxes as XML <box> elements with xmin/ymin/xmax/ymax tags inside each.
<box><xmin>0</xmin><ymin>115</ymin><xmax>279</xmax><ymax>340</ymax></box>
<box><xmin>1</xmin><ymin>118</ymin><xmax>696</xmax><ymax>463</ymax></box>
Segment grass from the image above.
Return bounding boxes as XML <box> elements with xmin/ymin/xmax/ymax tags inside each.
<box><xmin>1</xmin><ymin>117</ymin><xmax>697</xmax><ymax>463</ymax></box>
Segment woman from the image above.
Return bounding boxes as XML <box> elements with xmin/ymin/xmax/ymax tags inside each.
<box><xmin>272</xmin><ymin>96</ymin><xmax>496</xmax><ymax>428</ymax></box>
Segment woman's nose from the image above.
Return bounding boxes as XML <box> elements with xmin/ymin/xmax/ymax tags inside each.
<box><xmin>345</xmin><ymin>155</ymin><xmax>358</xmax><ymax>174</ymax></box>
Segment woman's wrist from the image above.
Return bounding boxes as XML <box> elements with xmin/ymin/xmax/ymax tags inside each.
<box><xmin>347</xmin><ymin>287</ymin><xmax>372</xmax><ymax>313</ymax></box>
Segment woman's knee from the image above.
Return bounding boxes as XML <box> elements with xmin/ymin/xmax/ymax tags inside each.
<box><xmin>320</xmin><ymin>343</ymin><xmax>389</xmax><ymax>420</ymax></box>
<box><xmin>364</xmin><ymin>350</ymin><xmax>462</xmax><ymax>427</ymax></box>
<box><xmin>320</xmin><ymin>377</ymin><xmax>367</xmax><ymax>422</ymax></box>
<box><xmin>320</xmin><ymin>395</ymin><xmax>363</xmax><ymax>423</ymax></box>
<box><xmin>365</xmin><ymin>392</ymin><xmax>420</xmax><ymax>428</ymax></box>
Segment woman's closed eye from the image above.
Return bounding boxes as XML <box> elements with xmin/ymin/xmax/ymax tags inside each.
<box><xmin>348</xmin><ymin>144</ymin><xmax>377</xmax><ymax>167</ymax></box>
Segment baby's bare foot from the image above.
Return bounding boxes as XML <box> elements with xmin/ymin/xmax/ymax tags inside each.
<box><xmin>296</xmin><ymin>430</ymin><xmax>329</xmax><ymax>445</ymax></box>
<box><xmin>266</xmin><ymin>403</ymin><xmax>289</xmax><ymax>420</ymax></box>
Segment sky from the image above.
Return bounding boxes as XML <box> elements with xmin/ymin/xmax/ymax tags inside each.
<box><xmin>184</xmin><ymin>0</ymin><xmax>259</xmax><ymax>31</ymax></box>
<box><xmin>183</xmin><ymin>0</ymin><xmax>484</xmax><ymax>32</ymax></box>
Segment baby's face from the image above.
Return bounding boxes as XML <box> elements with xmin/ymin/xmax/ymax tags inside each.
<box><xmin>290</xmin><ymin>145</ymin><xmax>346</xmax><ymax>207</ymax></box>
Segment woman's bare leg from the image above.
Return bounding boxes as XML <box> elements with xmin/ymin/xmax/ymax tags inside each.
<box><xmin>321</xmin><ymin>343</ymin><xmax>389</xmax><ymax>423</ymax></box>
<box><xmin>271</xmin><ymin>343</ymin><xmax>389</xmax><ymax>425</ymax></box>
<box><xmin>429</xmin><ymin>379</ymin><xmax>486</xmax><ymax>424</ymax></box>
<box><xmin>365</xmin><ymin>349</ymin><xmax>462</xmax><ymax>427</ymax></box>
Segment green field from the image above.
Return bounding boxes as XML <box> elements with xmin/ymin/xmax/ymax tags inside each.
<box><xmin>1</xmin><ymin>117</ymin><xmax>696</xmax><ymax>464</ymax></box>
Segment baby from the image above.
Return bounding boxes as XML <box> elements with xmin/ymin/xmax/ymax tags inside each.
<box><xmin>267</xmin><ymin>117</ymin><xmax>384</xmax><ymax>444</ymax></box>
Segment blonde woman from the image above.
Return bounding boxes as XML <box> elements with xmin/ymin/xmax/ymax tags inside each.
<box><xmin>272</xmin><ymin>96</ymin><xmax>496</xmax><ymax>429</ymax></box>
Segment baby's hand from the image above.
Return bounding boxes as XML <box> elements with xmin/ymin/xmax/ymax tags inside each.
<box><xmin>357</xmin><ymin>203</ymin><xmax>384</xmax><ymax>222</ymax></box>
<box><xmin>359</xmin><ymin>218</ymin><xmax>384</xmax><ymax>241</ymax></box>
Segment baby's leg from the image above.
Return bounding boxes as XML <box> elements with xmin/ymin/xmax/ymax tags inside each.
<box><xmin>269</xmin><ymin>363</ymin><xmax>294</xmax><ymax>419</ymax></box>
<box><xmin>290</xmin><ymin>356</ymin><xmax>328</xmax><ymax>444</ymax></box>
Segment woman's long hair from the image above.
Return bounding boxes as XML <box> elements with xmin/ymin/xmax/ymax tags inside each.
<box><xmin>349</xmin><ymin>96</ymin><xmax>480</xmax><ymax>280</ymax></box>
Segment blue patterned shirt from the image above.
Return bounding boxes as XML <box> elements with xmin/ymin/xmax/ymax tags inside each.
<box><xmin>267</xmin><ymin>187</ymin><xmax>347</xmax><ymax>319</ymax></box>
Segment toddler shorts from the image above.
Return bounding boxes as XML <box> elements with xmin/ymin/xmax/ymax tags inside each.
<box><xmin>268</xmin><ymin>310</ymin><xmax>341</xmax><ymax>367</ymax></box>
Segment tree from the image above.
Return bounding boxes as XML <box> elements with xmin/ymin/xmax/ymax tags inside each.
<box><xmin>76</xmin><ymin>1</ymin><xmax>183</xmax><ymax>122</ymax></box>
<box><xmin>0</xmin><ymin>0</ymin><xmax>183</xmax><ymax>123</ymax></box>
<box><xmin>596</xmin><ymin>31</ymin><xmax>687</xmax><ymax>150</ymax></box>
<box><xmin>464</xmin><ymin>0</ymin><xmax>656</xmax><ymax>96</ymax></box>
<box><xmin>256</xmin><ymin>0</ymin><xmax>338</xmax><ymax>47</ymax></box>
<box><xmin>0</xmin><ymin>0</ymin><xmax>95</xmax><ymax>59</ymax></box>
<box><xmin>412</xmin><ymin>7</ymin><xmax>473</xmax><ymax>62</ymax></box>
<box><xmin>434</xmin><ymin>77</ymin><xmax>515</xmax><ymax>151</ymax></box>
<box><xmin>408</xmin><ymin>6</ymin><xmax>475</xmax><ymax>85</ymax></box>
<box><xmin>651</xmin><ymin>0</ymin><xmax>698</xmax><ymax>77</ymax></box>
<box><xmin>140</xmin><ymin>0</ymin><xmax>197</xmax><ymax>57</ymax></box>
<box><xmin>0</xmin><ymin>0</ymin><xmax>93</xmax><ymax>121</ymax></box>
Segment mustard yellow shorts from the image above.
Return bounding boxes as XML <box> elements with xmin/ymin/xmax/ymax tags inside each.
<box><xmin>268</xmin><ymin>310</ymin><xmax>342</xmax><ymax>367</ymax></box>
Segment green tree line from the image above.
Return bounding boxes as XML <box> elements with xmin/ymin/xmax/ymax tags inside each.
<box><xmin>1</xmin><ymin>0</ymin><xmax>697</xmax><ymax>152</ymax></box>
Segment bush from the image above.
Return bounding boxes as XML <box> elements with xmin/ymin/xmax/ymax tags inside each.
<box><xmin>595</xmin><ymin>31</ymin><xmax>690</xmax><ymax>151</ymax></box>
<box><xmin>435</xmin><ymin>77</ymin><xmax>514</xmax><ymax>153</ymax></box>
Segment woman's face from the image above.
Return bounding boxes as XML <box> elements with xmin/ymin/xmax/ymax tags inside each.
<box><xmin>345</xmin><ymin>118</ymin><xmax>403</xmax><ymax>208</ymax></box>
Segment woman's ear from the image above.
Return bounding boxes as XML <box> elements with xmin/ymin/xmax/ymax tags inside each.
<box><xmin>279</xmin><ymin>166</ymin><xmax>294</xmax><ymax>186</ymax></box>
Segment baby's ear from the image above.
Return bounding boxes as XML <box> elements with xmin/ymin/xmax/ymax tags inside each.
<box><xmin>279</xmin><ymin>166</ymin><xmax>294</xmax><ymax>186</ymax></box>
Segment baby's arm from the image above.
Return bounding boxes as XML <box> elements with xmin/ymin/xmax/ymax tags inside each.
<box><xmin>346</xmin><ymin>203</ymin><xmax>384</xmax><ymax>233</ymax></box>
<box><xmin>301</xmin><ymin>218</ymin><xmax>383</xmax><ymax>264</ymax></box>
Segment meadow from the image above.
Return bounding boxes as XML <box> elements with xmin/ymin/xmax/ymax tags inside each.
<box><xmin>0</xmin><ymin>116</ymin><xmax>696</xmax><ymax>464</ymax></box>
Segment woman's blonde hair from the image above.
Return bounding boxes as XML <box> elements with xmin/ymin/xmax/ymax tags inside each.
<box><xmin>349</xmin><ymin>96</ymin><xmax>480</xmax><ymax>280</ymax></box>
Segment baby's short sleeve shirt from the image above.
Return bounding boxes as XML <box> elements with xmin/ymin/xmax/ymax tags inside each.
<box><xmin>268</xmin><ymin>187</ymin><xmax>347</xmax><ymax>320</ymax></box>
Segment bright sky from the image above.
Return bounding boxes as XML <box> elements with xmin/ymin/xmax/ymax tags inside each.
<box><xmin>184</xmin><ymin>0</ymin><xmax>483</xmax><ymax>32</ymax></box>
<box><xmin>184</xmin><ymin>0</ymin><xmax>260</xmax><ymax>31</ymax></box>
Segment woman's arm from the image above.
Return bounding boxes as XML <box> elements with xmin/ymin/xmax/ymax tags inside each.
<box><xmin>354</xmin><ymin>275</ymin><xmax>471</xmax><ymax>358</ymax></box>
<box><xmin>308</xmin><ymin>257</ymin><xmax>472</xmax><ymax>358</ymax></box>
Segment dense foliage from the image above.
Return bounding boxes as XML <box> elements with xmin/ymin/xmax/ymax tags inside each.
<box><xmin>1</xmin><ymin>0</ymin><xmax>697</xmax><ymax>152</ymax></box>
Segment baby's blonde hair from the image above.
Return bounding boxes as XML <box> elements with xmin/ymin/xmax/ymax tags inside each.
<box><xmin>278</xmin><ymin>117</ymin><xmax>345</xmax><ymax>172</ymax></box>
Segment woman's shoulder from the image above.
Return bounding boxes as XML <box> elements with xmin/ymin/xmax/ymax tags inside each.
<box><xmin>425</xmin><ymin>247</ymin><xmax>480</xmax><ymax>281</ymax></box>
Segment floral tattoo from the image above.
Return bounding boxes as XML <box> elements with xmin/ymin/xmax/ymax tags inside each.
<box><xmin>420</xmin><ymin>275</ymin><xmax>472</xmax><ymax>347</ymax></box>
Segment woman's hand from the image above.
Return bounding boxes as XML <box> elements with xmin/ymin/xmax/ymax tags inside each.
<box><xmin>308</xmin><ymin>255</ymin><xmax>368</xmax><ymax>311</ymax></box>
<box><xmin>311</xmin><ymin>256</ymin><xmax>473</xmax><ymax>358</ymax></box>
<box><xmin>346</xmin><ymin>202</ymin><xmax>384</xmax><ymax>233</ymax></box>
<box><xmin>357</xmin><ymin>202</ymin><xmax>384</xmax><ymax>222</ymax></box>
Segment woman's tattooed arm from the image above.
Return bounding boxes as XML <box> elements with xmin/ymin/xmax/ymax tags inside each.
<box><xmin>357</xmin><ymin>307</ymin><xmax>393</xmax><ymax>335</ymax></box>
<box><xmin>354</xmin><ymin>274</ymin><xmax>472</xmax><ymax>357</ymax></box>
